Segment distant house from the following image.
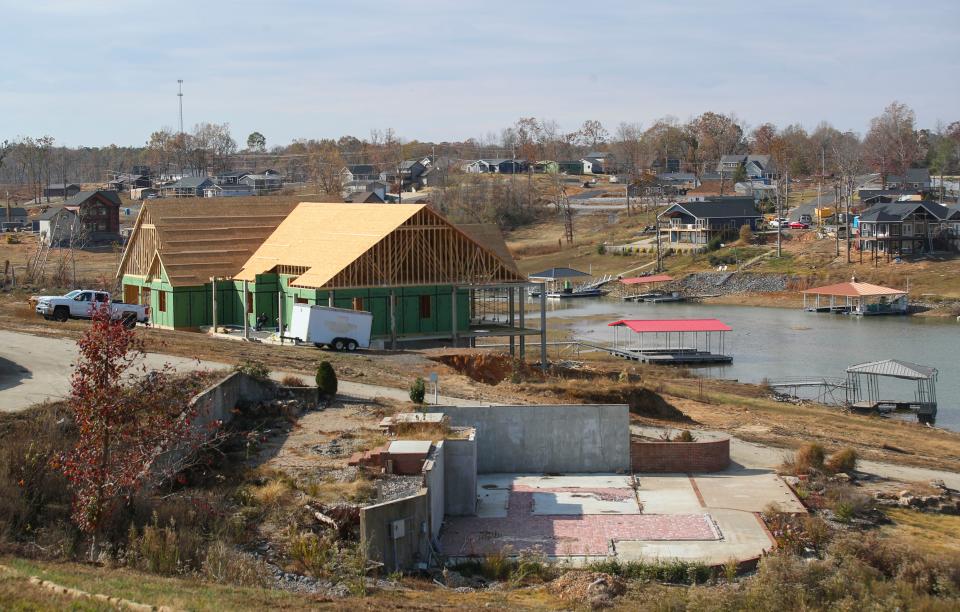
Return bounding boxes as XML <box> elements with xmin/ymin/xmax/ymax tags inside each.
<box><xmin>559</xmin><ymin>159</ymin><xmax>593</xmax><ymax>175</ymax></box>
<box><xmin>659</xmin><ymin>197</ymin><xmax>763</xmax><ymax>247</ymax></box>
<box><xmin>885</xmin><ymin>168</ymin><xmax>931</xmax><ymax>191</ymax></box>
<box><xmin>652</xmin><ymin>158</ymin><xmax>683</xmax><ymax>173</ymax></box>
<box><xmin>344</xmin><ymin>180</ymin><xmax>387</xmax><ymax>198</ymax></box>
<box><xmin>2</xmin><ymin>206</ymin><xmax>28</xmax><ymax>226</ymax></box>
<box><xmin>344</xmin><ymin>190</ymin><xmax>386</xmax><ymax>203</ymax></box>
<box><xmin>533</xmin><ymin>160</ymin><xmax>559</xmax><ymax>174</ymax></box>
<box><xmin>50</xmin><ymin>190</ymin><xmax>123</xmax><ymax>244</ymax></box>
<box><xmin>399</xmin><ymin>157</ymin><xmax>430</xmax><ymax>183</ymax></box>
<box><xmin>43</xmin><ymin>183</ymin><xmax>81</xmax><ymax>198</ymax></box>
<box><xmin>656</xmin><ymin>172</ymin><xmax>699</xmax><ymax>193</ymax></box>
<box><xmin>203</xmin><ymin>184</ymin><xmax>255</xmax><ymax>198</ymax></box>
<box><xmin>37</xmin><ymin>208</ymin><xmax>78</xmax><ymax>246</ymax></box>
<box><xmin>240</xmin><ymin>171</ymin><xmax>282</xmax><ymax>194</ymax></box>
<box><xmin>462</xmin><ymin>160</ymin><xmax>491</xmax><ymax>174</ymax></box>
<box><xmin>858</xmin><ymin>189</ymin><xmax>922</xmax><ymax>207</ymax></box>
<box><xmin>857</xmin><ymin>201</ymin><xmax>959</xmax><ymax>256</ymax></box>
<box><xmin>716</xmin><ymin>155</ymin><xmax>777</xmax><ymax>181</ymax></box>
<box><xmin>107</xmin><ymin>174</ymin><xmax>151</xmax><ymax>191</ymax></box>
<box><xmin>584</xmin><ymin>151</ymin><xmax>615</xmax><ymax>174</ymax></box>
<box><xmin>340</xmin><ymin>164</ymin><xmax>379</xmax><ymax>183</ymax></box>
<box><xmin>162</xmin><ymin>176</ymin><xmax>215</xmax><ymax>197</ymax></box>
<box><xmin>418</xmin><ymin>166</ymin><xmax>448</xmax><ymax>188</ymax></box>
<box><xmin>215</xmin><ymin>170</ymin><xmax>250</xmax><ymax>185</ymax></box>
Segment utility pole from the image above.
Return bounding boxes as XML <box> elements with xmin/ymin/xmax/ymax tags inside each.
<box><xmin>776</xmin><ymin>173</ymin><xmax>782</xmax><ymax>257</ymax></box>
<box><xmin>655</xmin><ymin>210</ymin><xmax>663</xmax><ymax>272</ymax></box>
<box><xmin>817</xmin><ymin>148</ymin><xmax>823</xmax><ymax>227</ymax></box>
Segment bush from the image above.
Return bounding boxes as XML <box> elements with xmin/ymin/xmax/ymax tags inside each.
<box><xmin>127</xmin><ymin>515</ymin><xmax>205</xmax><ymax>575</ymax></box>
<box><xmin>794</xmin><ymin>443</ymin><xmax>826</xmax><ymax>474</ymax></box>
<box><xmin>739</xmin><ymin>224</ymin><xmax>754</xmax><ymax>243</ymax></box>
<box><xmin>315</xmin><ymin>361</ymin><xmax>338</xmax><ymax>398</ymax></box>
<box><xmin>234</xmin><ymin>360</ymin><xmax>271</xmax><ymax>381</ymax></box>
<box><xmin>596</xmin><ymin>244</ymin><xmax>606</xmax><ymax>255</ymax></box>
<box><xmin>202</xmin><ymin>541</ymin><xmax>272</xmax><ymax>587</ymax></box>
<box><xmin>674</xmin><ymin>429</ymin><xmax>696</xmax><ymax>442</ymax></box>
<box><xmin>280</xmin><ymin>374</ymin><xmax>305</xmax><ymax>387</ymax></box>
<box><xmin>825</xmin><ymin>448</ymin><xmax>858</xmax><ymax>474</ymax></box>
<box><xmin>289</xmin><ymin>531</ymin><xmax>337</xmax><ymax>578</ymax></box>
<box><xmin>409</xmin><ymin>377</ymin><xmax>426</xmax><ymax>404</ymax></box>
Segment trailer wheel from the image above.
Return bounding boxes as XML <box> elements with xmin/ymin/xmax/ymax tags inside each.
<box><xmin>346</xmin><ymin>339</ymin><xmax>358</xmax><ymax>352</ymax></box>
<box><xmin>53</xmin><ymin>306</ymin><xmax>69</xmax><ymax>322</ymax></box>
<box><xmin>333</xmin><ymin>338</ymin><xmax>346</xmax><ymax>351</ymax></box>
<box><xmin>314</xmin><ymin>342</ymin><xmax>325</xmax><ymax>349</ymax></box>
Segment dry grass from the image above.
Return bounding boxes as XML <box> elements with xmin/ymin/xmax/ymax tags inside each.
<box><xmin>302</xmin><ymin>476</ymin><xmax>376</xmax><ymax>506</ymax></box>
<box><xmin>882</xmin><ymin>509</ymin><xmax>960</xmax><ymax>555</ymax></box>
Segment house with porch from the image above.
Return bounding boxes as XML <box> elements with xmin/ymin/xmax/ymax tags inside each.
<box><xmin>658</xmin><ymin>197</ymin><xmax>763</xmax><ymax>247</ymax></box>
<box><xmin>60</xmin><ymin>190</ymin><xmax>122</xmax><ymax>244</ymax></box>
<box><xmin>885</xmin><ymin>168</ymin><xmax>931</xmax><ymax>191</ymax></box>
<box><xmin>340</xmin><ymin>165</ymin><xmax>380</xmax><ymax>183</ymax></box>
<box><xmin>162</xmin><ymin>176</ymin><xmax>215</xmax><ymax>197</ymax></box>
<box><xmin>856</xmin><ymin>201</ymin><xmax>959</xmax><ymax>257</ymax></box>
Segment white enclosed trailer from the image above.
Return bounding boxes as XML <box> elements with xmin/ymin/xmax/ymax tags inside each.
<box><xmin>288</xmin><ymin>304</ymin><xmax>373</xmax><ymax>351</ymax></box>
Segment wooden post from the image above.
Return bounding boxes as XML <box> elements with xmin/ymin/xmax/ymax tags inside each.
<box><xmin>518</xmin><ymin>285</ymin><xmax>526</xmax><ymax>359</ymax></box>
<box><xmin>539</xmin><ymin>282</ymin><xmax>547</xmax><ymax>371</ymax></box>
<box><xmin>389</xmin><ymin>290</ymin><xmax>397</xmax><ymax>349</ymax></box>
<box><xmin>278</xmin><ymin>288</ymin><xmax>284</xmax><ymax>344</ymax></box>
<box><xmin>451</xmin><ymin>285</ymin><xmax>458</xmax><ymax>348</ymax></box>
<box><xmin>243</xmin><ymin>280</ymin><xmax>249</xmax><ymax>340</ymax></box>
<box><xmin>508</xmin><ymin>286</ymin><xmax>516</xmax><ymax>356</ymax></box>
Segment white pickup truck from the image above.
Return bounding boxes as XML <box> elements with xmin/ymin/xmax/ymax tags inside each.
<box><xmin>34</xmin><ymin>290</ymin><xmax>150</xmax><ymax>328</ymax></box>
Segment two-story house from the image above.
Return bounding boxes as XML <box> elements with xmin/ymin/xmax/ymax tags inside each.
<box><xmin>716</xmin><ymin>155</ymin><xmax>777</xmax><ymax>182</ymax></box>
<box><xmin>659</xmin><ymin>197</ymin><xmax>763</xmax><ymax>247</ymax></box>
<box><xmin>856</xmin><ymin>201</ymin><xmax>959</xmax><ymax>256</ymax></box>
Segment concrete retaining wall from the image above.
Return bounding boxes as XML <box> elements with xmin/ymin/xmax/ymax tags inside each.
<box><xmin>360</xmin><ymin>490</ymin><xmax>430</xmax><ymax>573</ymax></box>
<box><xmin>631</xmin><ymin>437</ymin><xmax>730</xmax><ymax>473</ymax></box>
<box><xmin>429</xmin><ymin>405</ymin><xmax>630</xmax><ymax>474</ymax></box>
<box><xmin>442</xmin><ymin>433</ymin><xmax>477</xmax><ymax>515</ymax></box>
<box><xmin>423</xmin><ymin>441</ymin><xmax>445</xmax><ymax>539</ymax></box>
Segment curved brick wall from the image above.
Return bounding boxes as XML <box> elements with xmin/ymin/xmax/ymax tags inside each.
<box><xmin>631</xmin><ymin>437</ymin><xmax>730</xmax><ymax>473</ymax></box>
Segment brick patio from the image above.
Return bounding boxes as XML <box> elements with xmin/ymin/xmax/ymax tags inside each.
<box><xmin>441</xmin><ymin>485</ymin><xmax>720</xmax><ymax>557</ymax></box>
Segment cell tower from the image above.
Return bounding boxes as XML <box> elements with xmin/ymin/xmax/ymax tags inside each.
<box><xmin>177</xmin><ymin>79</ymin><xmax>184</xmax><ymax>134</ymax></box>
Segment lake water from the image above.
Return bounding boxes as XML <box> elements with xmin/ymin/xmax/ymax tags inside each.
<box><xmin>541</xmin><ymin>299</ymin><xmax>960</xmax><ymax>432</ymax></box>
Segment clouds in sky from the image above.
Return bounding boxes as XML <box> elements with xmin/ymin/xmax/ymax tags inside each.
<box><xmin>2</xmin><ymin>0</ymin><xmax>957</xmax><ymax>146</ymax></box>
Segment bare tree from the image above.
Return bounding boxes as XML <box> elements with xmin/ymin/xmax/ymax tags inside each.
<box><xmin>863</xmin><ymin>101</ymin><xmax>920</xmax><ymax>185</ymax></box>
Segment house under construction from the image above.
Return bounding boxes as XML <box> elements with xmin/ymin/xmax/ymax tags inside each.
<box><xmin>117</xmin><ymin>202</ymin><xmax>545</xmax><ymax>358</ymax></box>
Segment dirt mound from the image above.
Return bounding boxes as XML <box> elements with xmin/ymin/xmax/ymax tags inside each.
<box><xmin>550</xmin><ymin>570</ymin><xmax>625</xmax><ymax>607</ymax></box>
<box><xmin>429</xmin><ymin>352</ymin><xmax>541</xmax><ymax>385</ymax></box>
<box><xmin>553</xmin><ymin>383</ymin><xmax>690</xmax><ymax>421</ymax></box>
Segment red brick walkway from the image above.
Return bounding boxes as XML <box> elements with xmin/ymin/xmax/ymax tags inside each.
<box><xmin>441</xmin><ymin>486</ymin><xmax>719</xmax><ymax>557</ymax></box>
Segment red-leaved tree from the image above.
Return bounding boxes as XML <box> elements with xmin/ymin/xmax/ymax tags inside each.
<box><xmin>57</xmin><ymin>304</ymin><xmax>203</xmax><ymax>537</ymax></box>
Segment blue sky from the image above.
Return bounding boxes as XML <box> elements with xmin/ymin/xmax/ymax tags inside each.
<box><xmin>1</xmin><ymin>0</ymin><xmax>957</xmax><ymax>147</ymax></box>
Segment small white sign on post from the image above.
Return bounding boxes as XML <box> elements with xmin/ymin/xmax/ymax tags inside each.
<box><xmin>429</xmin><ymin>372</ymin><xmax>438</xmax><ymax>404</ymax></box>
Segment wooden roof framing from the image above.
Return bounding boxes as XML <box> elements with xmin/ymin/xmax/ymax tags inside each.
<box><xmin>116</xmin><ymin>200</ymin><xmax>298</xmax><ymax>287</ymax></box>
<box><xmin>235</xmin><ymin>203</ymin><xmax>525</xmax><ymax>289</ymax></box>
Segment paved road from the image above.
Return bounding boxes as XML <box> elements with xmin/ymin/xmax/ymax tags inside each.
<box><xmin>632</xmin><ymin>425</ymin><xmax>960</xmax><ymax>490</ymax></box>
<box><xmin>0</xmin><ymin>330</ymin><xmax>479</xmax><ymax>412</ymax></box>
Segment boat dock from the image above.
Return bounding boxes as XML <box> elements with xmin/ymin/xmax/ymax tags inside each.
<box><xmin>604</xmin><ymin>318</ymin><xmax>734</xmax><ymax>365</ymax></box>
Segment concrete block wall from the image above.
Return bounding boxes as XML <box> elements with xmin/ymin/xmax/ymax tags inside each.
<box><xmin>631</xmin><ymin>438</ymin><xmax>730</xmax><ymax>473</ymax></box>
<box><xmin>442</xmin><ymin>432</ymin><xmax>477</xmax><ymax>516</ymax></box>
<box><xmin>428</xmin><ymin>405</ymin><xmax>630</xmax><ymax>474</ymax></box>
<box><xmin>360</xmin><ymin>490</ymin><xmax>430</xmax><ymax>573</ymax></box>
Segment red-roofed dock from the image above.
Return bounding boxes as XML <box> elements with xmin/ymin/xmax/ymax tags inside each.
<box><xmin>602</xmin><ymin>318</ymin><xmax>733</xmax><ymax>364</ymax></box>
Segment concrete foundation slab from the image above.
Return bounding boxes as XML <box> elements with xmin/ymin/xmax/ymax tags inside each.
<box><xmin>693</xmin><ymin>472</ymin><xmax>805</xmax><ymax>514</ymax></box>
<box><xmin>532</xmin><ymin>491</ymin><xmax>641</xmax><ymax>515</ymax></box>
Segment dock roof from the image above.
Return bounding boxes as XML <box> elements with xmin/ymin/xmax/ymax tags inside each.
<box><xmin>800</xmin><ymin>281</ymin><xmax>906</xmax><ymax>297</ymax></box>
<box><xmin>608</xmin><ymin>319</ymin><xmax>731</xmax><ymax>333</ymax></box>
<box><xmin>528</xmin><ymin>267</ymin><xmax>591</xmax><ymax>280</ymax></box>
<box><xmin>846</xmin><ymin>359</ymin><xmax>937</xmax><ymax>380</ymax></box>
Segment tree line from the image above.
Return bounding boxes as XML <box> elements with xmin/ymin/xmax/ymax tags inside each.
<box><xmin>2</xmin><ymin>101</ymin><xmax>958</xmax><ymax>193</ymax></box>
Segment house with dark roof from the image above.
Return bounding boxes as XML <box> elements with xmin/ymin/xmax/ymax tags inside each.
<box><xmin>61</xmin><ymin>190</ymin><xmax>122</xmax><ymax>243</ymax></box>
<box><xmin>43</xmin><ymin>183</ymin><xmax>81</xmax><ymax>198</ymax></box>
<box><xmin>885</xmin><ymin>168</ymin><xmax>931</xmax><ymax>191</ymax></box>
<box><xmin>214</xmin><ymin>170</ymin><xmax>250</xmax><ymax>185</ymax></box>
<box><xmin>240</xmin><ymin>172</ymin><xmax>282</xmax><ymax>194</ymax></box>
<box><xmin>857</xmin><ymin>201</ymin><xmax>959</xmax><ymax>256</ymax></box>
<box><xmin>716</xmin><ymin>155</ymin><xmax>777</xmax><ymax>181</ymax></box>
<box><xmin>345</xmin><ymin>190</ymin><xmax>386</xmax><ymax>203</ymax></box>
<box><xmin>162</xmin><ymin>176</ymin><xmax>215</xmax><ymax>197</ymax></box>
<box><xmin>340</xmin><ymin>165</ymin><xmax>379</xmax><ymax>183</ymax></box>
<box><xmin>2</xmin><ymin>206</ymin><xmax>28</xmax><ymax>227</ymax></box>
<box><xmin>858</xmin><ymin>189</ymin><xmax>922</xmax><ymax>207</ymax></box>
<box><xmin>584</xmin><ymin>152</ymin><xmax>616</xmax><ymax>174</ymax></box>
<box><xmin>658</xmin><ymin>197</ymin><xmax>762</xmax><ymax>247</ymax></box>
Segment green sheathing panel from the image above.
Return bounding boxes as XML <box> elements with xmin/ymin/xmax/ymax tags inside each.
<box><xmin>120</xmin><ymin>274</ymin><xmax>245</xmax><ymax>329</ymax></box>
<box><xmin>264</xmin><ymin>275</ymin><xmax>470</xmax><ymax>337</ymax></box>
